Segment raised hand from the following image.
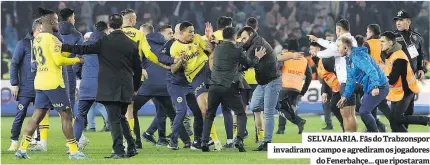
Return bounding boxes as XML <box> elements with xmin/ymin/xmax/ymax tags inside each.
<box><xmin>205</xmin><ymin>22</ymin><xmax>214</xmax><ymax>40</ymax></box>
<box><xmin>255</xmin><ymin>46</ymin><xmax>267</xmax><ymax>59</ymax></box>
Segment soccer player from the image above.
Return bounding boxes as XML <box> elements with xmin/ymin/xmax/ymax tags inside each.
<box><xmin>309</xmin><ymin>19</ymin><xmax>358</xmax><ymax>132</ymax></box>
<box><xmin>135</xmin><ymin>24</ymin><xmax>192</xmax><ymax>148</ymax></box>
<box><xmin>379</xmin><ymin>31</ymin><xmax>429</xmax><ymax>131</ymax></box>
<box><xmin>276</xmin><ymin>39</ymin><xmax>309</xmax><ymax>135</ymax></box>
<box><xmin>170</xmin><ymin>21</ymin><xmax>223</xmax><ymax>150</ymax></box>
<box><xmin>336</xmin><ymin>36</ymin><xmax>389</xmax><ymax>132</ymax></box>
<box><xmin>120</xmin><ymin>9</ymin><xmax>167</xmax><ymax>140</ymax></box>
<box><xmin>159</xmin><ymin>23</ymin><xmax>204</xmax><ymax>150</ymax></box>
<box><xmin>8</xmin><ymin>19</ymin><xmax>42</xmax><ymax>151</ymax></box>
<box><xmin>15</xmin><ymin>7</ymin><xmax>87</xmax><ymax>159</ymax></box>
<box><xmin>71</xmin><ymin>21</ymin><xmax>110</xmax><ymax>151</ymax></box>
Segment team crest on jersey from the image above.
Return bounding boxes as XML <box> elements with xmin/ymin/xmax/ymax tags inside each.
<box><xmin>18</xmin><ymin>104</ymin><xmax>24</xmax><ymax>110</ymax></box>
<box><xmin>188</xmin><ymin>45</ymin><xmax>193</xmax><ymax>50</ymax></box>
<box><xmin>177</xmin><ymin>97</ymin><xmax>183</xmax><ymax>103</ymax></box>
<box><xmin>161</xmin><ymin>48</ymin><xmax>166</xmax><ymax>54</ymax></box>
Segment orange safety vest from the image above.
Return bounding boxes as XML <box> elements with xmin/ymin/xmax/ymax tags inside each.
<box><xmin>281</xmin><ymin>56</ymin><xmax>308</xmax><ymax>90</ymax></box>
<box><xmin>366</xmin><ymin>39</ymin><xmax>385</xmax><ymax>71</ymax></box>
<box><xmin>317</xmin><ymin>59</ymin><xmax>341</xmax><ymax>93</ymax></box>
<box><xmin>384</xmin><ymin>50</ymin><xmax>420</xmax><ymax>102</ymax></box>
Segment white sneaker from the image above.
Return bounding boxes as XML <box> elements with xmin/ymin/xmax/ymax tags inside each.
<box><xmin>30</xmin><ymin>139</ymin><xmax>38</xmax><ymax>146</ymax></box>
<box><xmin>214</xmin><ymin>141</ymin><xmax>222</xmax><ymax>151</ymax></box>
<box><xmin>123</xmin><ymin>140</ymin><xmax>128</xmax><ymax>152</ymax></box>
<box><xmin>28</xmin><ymin>143</ymin><xmax>47</xmax><ymax>152</ymax></box>
<box><xmin>8</xmin><ymin>141</ymin><xmax>18</xmax><ymax>151</ymax></box>
<box><xmin>78</xmin><ymin>137</ymin><xmax>90</xmax><ymax>151</ymax></box>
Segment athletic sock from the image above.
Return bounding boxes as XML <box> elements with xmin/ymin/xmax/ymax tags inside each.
<box><xmin>39</xmin><ymin>114</ymin><xmax>49</xmax><ymax>147</ymax></box>
<box><xmin>67</xmin><ymin>139</ymin><xmax>79</xmax><ymax>154</ymax></box>
<box><xmin>233</xmin><ymin>123</ymin><xmax>238</xmax><ymax>136</ymax></box>
<box><xmin>226</xmin><ymin>139</ymin><xmax>233</xmax><ymax>144</ymax></box>
<box><xmin>210</xmin><ymin>125</ymin><xmax>219</xmax><ymax>141</ymax></box>
<box><xmin>19</xmin><ymin>135</ymin><xmax>32</xmax><ymax>151</ymax></box>
<box><xmin>128</xmin><ymin>119</ymin><xmax>135</xmax><ymax>137</ymax></box>
<box><xmin>258</xmin><ymin>129</ymin><xmax>265</xmax><ymax>142</ymax></box>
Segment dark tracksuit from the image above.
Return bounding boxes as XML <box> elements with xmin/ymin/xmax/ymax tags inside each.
<box><xmin>133</xmin><ymin>32</ymin><xmax>189</xmax><ymax>144</ymax></box>
<box><xmin>59</xmin><ymin>21</ymin><xmax>84</xmax><ymax>115</ymax></box>
<box><xmin>72</xmin><ymin>32</ymin><xmax>106</xmax><ymax>141</ymax></box>
<box><xmin>9</xmin><ymin>32</ymin><xmax>36</xmax><ymax>141</ymax></box>
<box><xmin>277</xmin><ymin>64</ymin><xmax>312</xmax><ymax>130</ymax></box>
<box><xmin>160</xmin><ymin>39</ymin><xmax>203</xmax><ymax>144</ymax></box>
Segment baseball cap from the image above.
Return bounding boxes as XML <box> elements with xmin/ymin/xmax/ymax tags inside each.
<box><xmin>393</xmin><ymin>10</ymin><xmax>411</xmax><ymax>20</ymax></box>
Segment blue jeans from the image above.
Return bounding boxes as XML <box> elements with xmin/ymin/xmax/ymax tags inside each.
<box><xmin>87</xmin><ymin>102</ymin><xmax>108</xmax><ymax>129</ymax></box>
<box><xmin>249</xmin><ymin>78</ymin><xmax>282</xmax><ymax>142</ymax></box>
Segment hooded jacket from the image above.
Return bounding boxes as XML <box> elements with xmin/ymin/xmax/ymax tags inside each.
<box><xmin>73</xmin><ymin>32</ymin><xmax>106</xmax><ymax>100</ymax></box>
<box><xmin>138</xmin><ymin>32</ymin><xmax>169</xmax><ymax>96</ymax></box>
<box><xmin>242</xmin><ymin>33</ymin><xmax>280</xmax><ymax>85</ymax></box>
<box><xmin>343</xmin><ymin>47</ymin><xmax>388</xmax><ymax>98</ymax></box>
<box><xmin>10</xmin><ymin>32</ymin><xmax>36</xmax><ymax>98</ymax></box>
<box><xmin>59</xmin><ymin>21</ymin><xmax>83</xmax><ymax>98</ymax></box>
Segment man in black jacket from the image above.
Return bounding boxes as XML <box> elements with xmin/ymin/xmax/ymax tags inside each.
<box><xmin>201</xmin><ymin>27</ymin><xmax>263</xmax><ymax>152</ymax></box>
<box><xmin>392</xmin><ymin>10</ymin><xmax>427</xmax><ymax>129</ymax></box>
<box><xmin>62</xmin><ymin>14</ymin><xmax>141</xmax><ymax>159</ymax></box>
<box><xmin>237</xmin><ymin>27</ymin><xmax>282</xmax><ymax>151</ymax></box>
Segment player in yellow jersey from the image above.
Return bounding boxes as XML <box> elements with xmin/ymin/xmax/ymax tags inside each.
<box><xmin>120</xmin><ymin>9</ymin><xmax>171</xmax><ymax>141</ymax></box>
<box><xmin>170</xmin><ymin>21</ymin><xmax>223</xmax><ymax>150</ymax></box>
<box><xmin>15</xmin><ymin>7</ymin><xmax>88</xmax><ymax>160</ymax></box>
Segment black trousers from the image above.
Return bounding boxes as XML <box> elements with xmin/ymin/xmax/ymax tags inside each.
<box><xmin>101</xmin><ymin>101</ymin><xmax>135</xmax><ymax>155</ymax></box>
<box><xmin>328</xmin><ymin>92</ymin><xmax>345</xmax><ymax>131</ymax></box>
<box><xmin>203</xmin><ymin>83</ymin><xmax>247</xmax><ymax>142</ymax></box>
<box><xmin>323</xmin><ymin>90</ymin><xmax>333</xmax><ymax>127</ymax></box>
<box><xmin>390</xmin><ymin>93</ymin><xmax>429</xmax><ymax>132</ymax></box>
<box><xmin>277</xmin><ymin>90</ymin><xmax>304</xmax><ymax>129</ymax></box>
<box><xmin>133</xmin><ymin>95</ymin><xmax>190</xmax><ymax>143</ymax></box>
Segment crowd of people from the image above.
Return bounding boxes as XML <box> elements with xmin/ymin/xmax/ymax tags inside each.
<box><xmin>2</xmin><ymin>1</ymin><xmax>429</xmax><ymax>80</ymax></box>
<box><xmin>4</xmin><ymin>1</ymin><xmax>430</xmax><ymax>161</ymax></box>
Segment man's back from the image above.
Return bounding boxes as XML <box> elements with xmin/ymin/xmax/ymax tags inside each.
<box><xmin>96</xmin><ymin>30</ymin><xmax>140</xmax><ymax>103</ymax></box>
<box><xmin>211</xmin><ymin>42</ymin><xmax>248</xmax><ymax>88</ymax></box>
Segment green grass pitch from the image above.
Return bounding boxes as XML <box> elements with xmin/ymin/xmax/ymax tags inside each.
<box><xmin>1</xmin><ymin>115</ymin><xmax>428</xmax><ymax>164</ymax></box>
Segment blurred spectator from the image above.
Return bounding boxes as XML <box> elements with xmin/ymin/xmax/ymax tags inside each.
<box><xmin>266</xmin><ymin>2</ymin><xmax>282</xmax><ymax>30</ymax></box>
<box><xmin>282</xmin><ymin>1</ymin><xmax>296</xmax><ymax>20</ymax></box>
<box><xmin>4</xmin><ymin>14</ymin><xmax>18</xmax><ymax>53</ymax></box>
<box><xmin>309</xmin><ymin>25</ymin><xmax>324</xmax><ymax>38</ymax></box>
<box><xmin>414</xmin><ymin>7</ymin><xmax>429</xmax><ymax>60</ymax></box>
<box><xmin>348</xmin><ymin>1</ymin><xmax>371</xmax><ymax>35</ymax></box>
<box><xmin>324</xmin><ymin>30</ymin><xmax>335</xmax><ymax>42</ymax></box>
<box><xmin>1</xmin><ymin>35</ymin><xmax>12</xmax><ymax>79</ymax></box>
<box><xmin>77</xmin><ymin>22</ymin><xmax>88</xmax><ymax>35</ymax></box>
<box><xmin>92</xmin><ymin>1</ymin><xmax>110</xmax><ymax>23</ymax></box>
<box><xmin>210</xmin><ymin>2</ymin><xmax>225</xmax><ymax>30</ymax></box>
<box><xmin>58</xmin><ymin>1</ymin><xmax>67</xmax><ymax>11</ymax></box>
<box><xmin>243</xmin><ymin>1</ymin><xmax>266</xmax><ymax>25</ymax></box>
<box><xmin>138</xmin><ymin>2</ymin><xmax>161</xmax><ymax>25</ymax></box>
<box><xmin>225</xmin><ymin>1</ymin><xmax>238</xmax><ymax>18</ymax></box>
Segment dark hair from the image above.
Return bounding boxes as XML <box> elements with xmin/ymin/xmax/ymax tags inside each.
<box><xmin>367</xmin><ymin>24</ymin><xmax>381</xmax><ymax>36</ymax></box>
<box><xmin>324</xmin><ymin>30</ymin><xmax>334</xmax><ymax>35</ymax></box>
<box><xmin>121</xmin><ymin>8</ymin><xmax>135</xmax><ymax>16</ymax></box>
<box><xmin>222</xmin><ymin>27</ymin><xmax>236</xmax><ymax>40</ymax></box>
<box><xmin>32</xmin><ymin>18</ymin><xmax>42</xmax><ymax>31</ymax></box>
<box><xmin>94</xmin><ymin>21</ymin><xmax>108</xmax><ymax>32</ymax></box>
<box><xmin>238</xmin><ymin>26</ymin><xmax>256</xmax><ymax>37</ymax></box>
<box><xmin>217</xmin><ymin>16</ymin><xmax>233</xmax><ymax>30</ymax></box>
<box><xmin>140</xmin><ymin>23</ymin><xmax>154</xmax><ymax>33</ymax></box>
<box><xmin>354</xmin><ymin>35</ymin><xmax>365</xmax><ymax>46</ymax></box>
<box><xmin>36</xmin><ymin>7</ymin><xmax>55</xmax><ymax>18</ymax></box>
<box><xmin>179</xmin><ymin>21</ymin><xmax>193</xmax><ymax>32</ymax></box>
<box><xmin>59</xmin><ymin>8</ymin><xmax>74</xmax><ymax>21</ymax></box>
<box><xmin>380</xmin><ymin>31</ymin><xmax>396</xmax><ymax>42</ymax></box>
<box><xmin>246</xmin><ymin>17</ymin><xmax>258</xmax><ymax>30</ymax></box>
<box><xmin>109</xmin><ymin>13</ymin><xmax>123</xmax><ymax>29</ymax></box>
<box><xmin>159</xmin><ymin>24</ymin><xmax>172</xmax><ymax>32</ymax></box>
<box><xmin>285</xmin><ymin>39</ymin><xmax>299</xmax><ymax>52</ymax></box>
<box><xmin>310</xmin><ymin>42</ymin><xmax>323</xmax><ymax>49</ymax></box>
<box><xmin>336</xmin><ymin>19</ymin><xmax>350</xmax><ymax>31</ymax></box>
